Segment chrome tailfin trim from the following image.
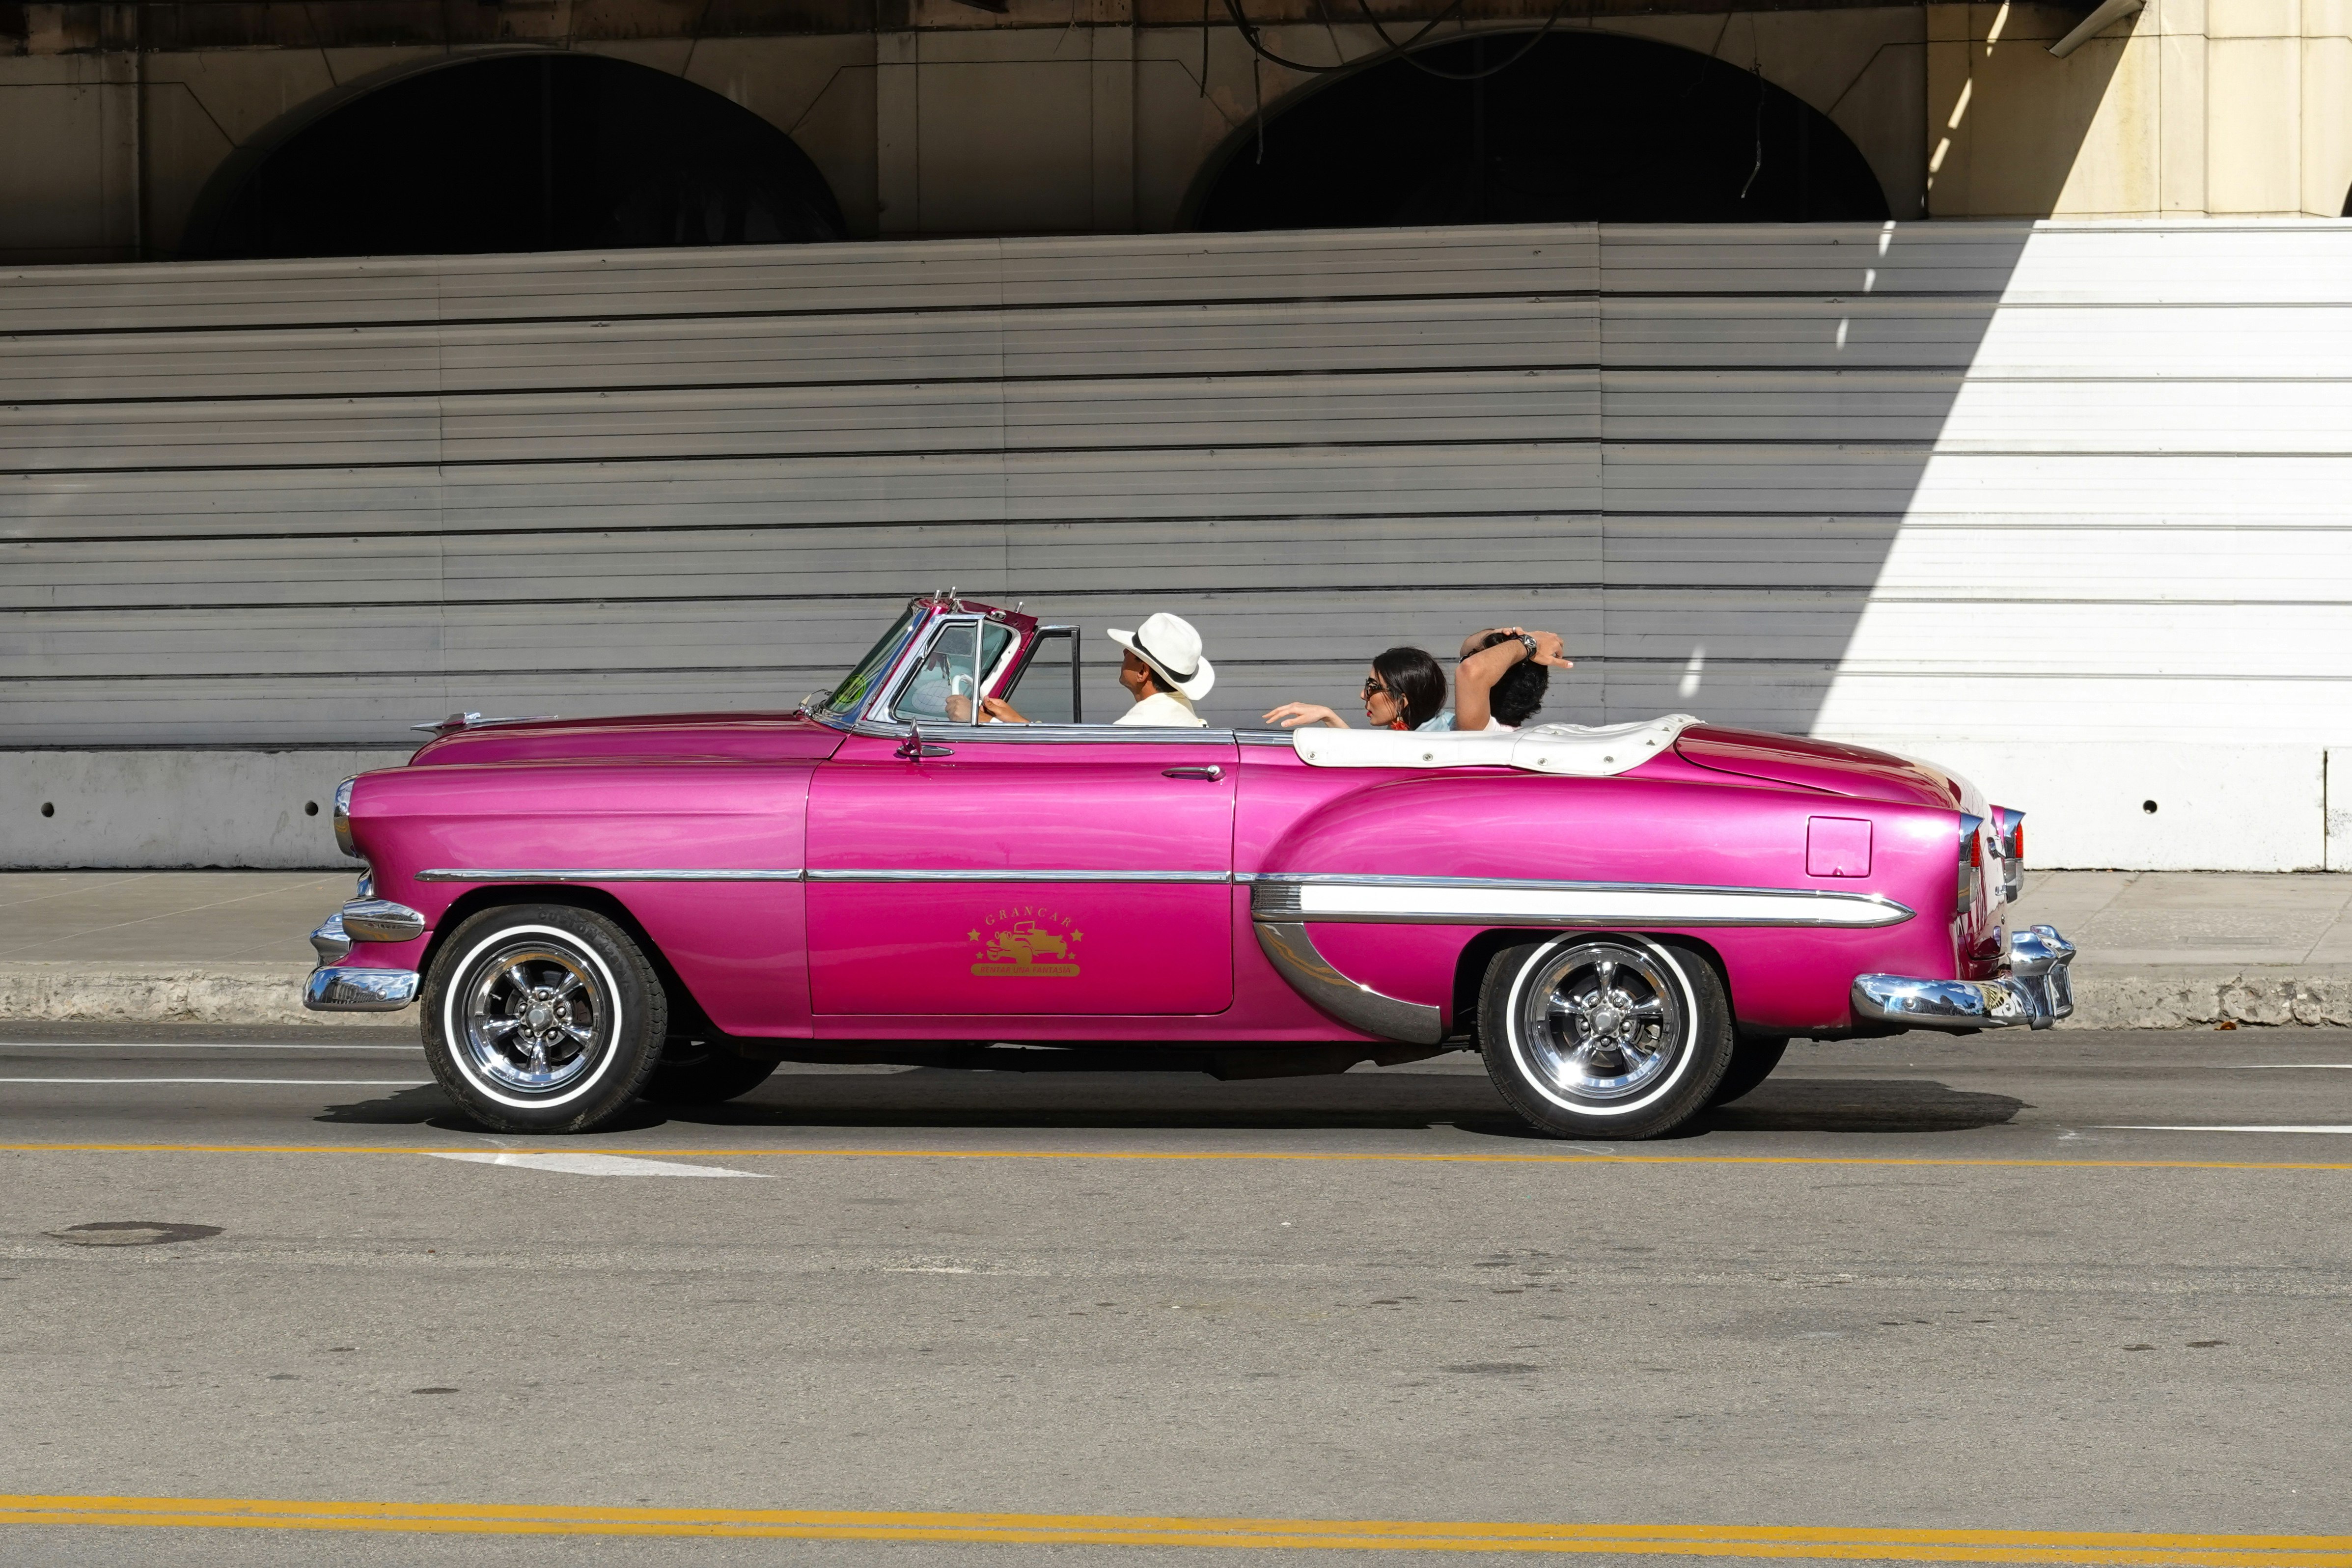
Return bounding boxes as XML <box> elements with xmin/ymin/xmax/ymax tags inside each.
<box><xmin>1253</xmin><ymin>923</ymin><xmax>1445</xmax><ymax>1046</ymax></box>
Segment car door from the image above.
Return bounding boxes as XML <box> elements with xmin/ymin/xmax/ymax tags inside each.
<box><xmin>804</xmin><ymin>621</ymin><xmax>1237</xmax><ymax>1018</ymax></box>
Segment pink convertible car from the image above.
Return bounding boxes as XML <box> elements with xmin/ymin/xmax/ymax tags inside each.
<box><xmin>307</xmin><ymin>593</ymin><xmax>2074</xmax><ymax>1139</ymax></box>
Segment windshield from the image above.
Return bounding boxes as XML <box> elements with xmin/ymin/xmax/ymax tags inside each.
<box><xmin>892</xmin><ymin>619</ymin><xmax>1018</xmax><ymax>725</ymax></box>
<box><xmin>812</xmin><ymin>606</ymin><xmax>919</xmax><ymax>723</ymax></box>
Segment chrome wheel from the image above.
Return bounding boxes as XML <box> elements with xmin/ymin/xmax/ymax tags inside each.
<box><xmin>1512</xmin><ymin>939</ymin><xmax>1688</xmax><ymax>1105</ymax></box>
<box><xmin>458</xmin><ymin>938</ymin><xmax>609</xmax><ymax>1095</ymax></box>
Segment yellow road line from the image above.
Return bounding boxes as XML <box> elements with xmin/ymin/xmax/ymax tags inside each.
<box><xmin>1</xmin><ymin>1143</ymin><xmax>2351</xmax><ymax>1172</ymax></box>
<box><xmin>0</xmin><ymin>1497</ymin><xmax>2348</xmax><ymax>1561</ymax></box>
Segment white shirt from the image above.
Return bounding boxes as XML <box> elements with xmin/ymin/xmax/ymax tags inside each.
<box><xmin>1115</xmin><ymin>690</ymin><xmax>1206</xmax><ymax>728</ymax></box>
<box><xmin>1418</xmin><ymin>711</ymin><xmax>1514</xmax><ymax>732</ymax></box>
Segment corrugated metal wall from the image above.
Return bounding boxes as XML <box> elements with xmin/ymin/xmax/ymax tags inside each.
<box><xmin>5</xmin><ymin>221</ymin><xmax>2348</xmax><ymax>867</ymax></box>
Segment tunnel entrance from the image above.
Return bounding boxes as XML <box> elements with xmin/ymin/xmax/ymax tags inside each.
<box><xmin>189</xmin><ymin>53</ymin><xmax>844</xmax><ymax>259</ymax></box>
<box><xmin>1193</xmin><ymin>30</ymin><xmax>1888</xmax><ymax>230</ymax></box>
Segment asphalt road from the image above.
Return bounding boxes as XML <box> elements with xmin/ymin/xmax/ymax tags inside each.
<box><xmin>2</xmin><ymin>1023</ymin><xmax>2349</xmax><ymax>1566</ymax></box>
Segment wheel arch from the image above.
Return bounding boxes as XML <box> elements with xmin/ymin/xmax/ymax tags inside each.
<box><xmin>420</xmin><ymin>884</ymin><xmax>717</xmax><ymax>1038</ymax></box>
<box><xmin>1449</xmin><ymin>928</ymin><xmax>1735</xmax><ymax>1040</ymax></box>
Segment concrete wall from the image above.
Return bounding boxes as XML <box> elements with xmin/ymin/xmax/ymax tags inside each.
<box><xmin>0</xmin><ymin>6</ymin><xmax>1930</xmax><ymax>259</ymax></box>
<box><xmin>3</xmin><ymin>750</ymin><xmax>408</xmax><ymax>869</ymax></box>
<box><xmin>9</xmin><ymin>0</ymin><xmax>2350</xmax><ymax>259</ymax></box>
<box><xmin>1926</xmin><ymin>0</ymin><xmax>2352</xmax><ymax>217</ymax></box>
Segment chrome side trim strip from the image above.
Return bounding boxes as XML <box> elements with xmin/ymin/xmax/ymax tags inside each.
<box><xmin>809</xmin><ymin>869</ymin><xmax>1230</xmax><ymax>884</ymax></box>
<box><xmin>304</xmin><ymin>966</ymin><xmax>421</xmax><ymax>1013</ymax></box>
<box><xmin>1253</xmin><ymin>923</ymin><xmax>1445</xmax><ymax>1046</ymax></box>
<box><xmin>416</xmin><ymin>869</ymin><xmax>804</xmax><ymax>883</ymax></box>
<box><xmin>1248</xmin><ymin>876</ymin><xmax>1913</xmax><ymax>929</ymax></box>
<box><xmin>847</xmin><ymin>720</ymin><xmax>1239</xmax><ymax>747</ymax></box>
<box><xmin>420</xmin><ymin>867</ymin><xmax>1235</xmax><ymax>885</ymax></box>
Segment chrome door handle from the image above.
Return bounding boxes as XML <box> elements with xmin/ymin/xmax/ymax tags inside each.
<box><xmin>1162</xmin><ymin>765</ymin><xmax>1223</xmax><ymax>781</ymax></box>
<box><xmin>896</xmin><ymin>723</ymin><xmax>953</xmax><ymax>761</ymax></box>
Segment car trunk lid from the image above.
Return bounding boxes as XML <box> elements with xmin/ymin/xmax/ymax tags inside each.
<box><xmin>1673</xmin><ymin>725</ymin><xmax>1967</xmax><ymax>811</ymax></box>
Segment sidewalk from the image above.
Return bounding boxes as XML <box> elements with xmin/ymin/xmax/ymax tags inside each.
<box><xmin>3</xmin><ymin>870</ymin><xmax>2350</xmax><ymax>1030</ymax></box>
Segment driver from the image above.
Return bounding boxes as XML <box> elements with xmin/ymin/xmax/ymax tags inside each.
<box><xmin>984</xmin><ymin>611</ymin><xmax>1214</xmax><ymax>728</ymax></box>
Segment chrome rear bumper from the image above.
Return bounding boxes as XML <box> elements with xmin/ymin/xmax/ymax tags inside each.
<box><xmin>305</xmin><ymin>966</ymin><xmax>421</xmax><ymax>1012</ymax></box>
<box><xmin>1852</xmin><ymin>924</ymin><xmax>2076</xmax><ymax>1032</ymax></box>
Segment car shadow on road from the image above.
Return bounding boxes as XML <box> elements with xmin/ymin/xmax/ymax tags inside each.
<box><xmin>315</xmin><ymin>1085</ymin><xmax>677</xmax><ymax>1134</ymax></box>
<box><xmin>314</xmin><ymin>1071</ymin><xmax>2023</xmax><ymax>1138</ymax></box>
<box><xmin>1460</xmin><ymin>1079</ymin><xmax>2027</xmax><ymax>1142</ymax></box>
<box><xmin>1701</xmin><ymin>1078</ymin><xmax>2027</xmax><ymax>1136</ymax></box>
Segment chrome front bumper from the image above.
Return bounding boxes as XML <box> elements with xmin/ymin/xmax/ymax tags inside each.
<box><xmin>1852</xmin><ymin>924</ymin><xmax>2076</xmax><ymax>1032</ymax></box>
<box><xmin>305</xmin><ymin>966</ymin><xmax>421</xmax><ymax>1012</ymax></box>
<box><xmin>304</xmin><ymin>895</ymin><xmax>428</xmax><ymax>1012</ymax></box>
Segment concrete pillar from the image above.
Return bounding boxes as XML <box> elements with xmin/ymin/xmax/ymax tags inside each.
<box><xmin>1928</xmin><ymin>0</ymin><xmax>2352</xmax><ymax>215</ymax></box>
<box><xmin>876</xmin><ymin>29</ymin><xmax>923</xmax><ymax>237</ymax></box>
<box><xmin>1090</xmin><ymin>0</ymin><xmax>1138</xmax><ymax>233</ymax></box>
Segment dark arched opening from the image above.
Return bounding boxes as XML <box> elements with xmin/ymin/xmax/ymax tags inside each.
<box><xmin>189</xmin><ymin>53</ymin><xmax>844</xmax><ymax>259</ymax></box>
<box><xmin>1194</xmin><ymin>30</ymin><xmax>1888</xmax><ymax>230</ymax></box>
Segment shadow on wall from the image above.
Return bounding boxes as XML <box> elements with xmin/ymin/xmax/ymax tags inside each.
<box><xmin>1193</xmin><ymin>31</ymin><xmax>1890</xmax><ymax>230</ymax></box>
<box><xmin>1164</xmin><ymin>25</ymin><xmax>2123</xmax><ymax>739</ymax></box>
<box><xmin>0</xmin><ymin>35</ymin><xmax>2130</xmax><ymax>757</ymax></box>
<box><xmin>182</xmin><ymin>53</ymin><xmax>844</xmax><ymax>260</ymax></box>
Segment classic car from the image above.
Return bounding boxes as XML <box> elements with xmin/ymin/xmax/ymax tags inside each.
<box><xmin>306</xmin><ymin>592</ymin><xmax>2076</xmax><ymax>1139</ymax></box>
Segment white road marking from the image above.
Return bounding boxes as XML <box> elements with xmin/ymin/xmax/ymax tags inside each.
<box><xmin>2100</xmin><ymin>1125</ymin><xmax>2352</xmax><ymax>1134</ymax></box>
<box><xmin>427</xmin><ymin>1151</ymin><xmax>772</xmax><ymax>1179</ymax></box>
<box><xmin>0</xmin><ymin>1077</ymin><xmax>429</xmax><ymax>1086</ymax></box>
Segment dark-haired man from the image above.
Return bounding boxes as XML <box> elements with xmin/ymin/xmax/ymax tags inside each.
<box><xmin>1442</xmin><ymin>626</ymin><xmax>1572</xmax><ymax>731</ymax></box>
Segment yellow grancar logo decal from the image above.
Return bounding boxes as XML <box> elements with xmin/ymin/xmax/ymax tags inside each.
<box><xmin>969</xmin><ymin>906</ymin><xmax>1083</xmax><ymax>977</ymax></box>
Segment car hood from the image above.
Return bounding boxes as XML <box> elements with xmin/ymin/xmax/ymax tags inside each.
<box><xmin>1672</xmin><ymin>725</ymin><xmax>1968</xmax><ymax>811</ymax></box>
<box><xmin>408</xmin><ymin>711</ymin><xmax>847</xmax><ymax>768</ymax></box>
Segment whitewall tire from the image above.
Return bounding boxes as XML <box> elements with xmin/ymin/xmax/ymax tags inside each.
<box><xmin>421</xmin><ymin>904</ymin><xmax>667</xmax><ymax>1134</ymax></box>
<box><xmin>1478</xmin><ymin>934</ymin><xmax>1734</xmax><ymax>1140</ymax></box>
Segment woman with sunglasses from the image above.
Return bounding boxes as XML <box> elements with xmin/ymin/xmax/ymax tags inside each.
<box><xmin>1262</xmin><ymin>646</ymin><xmax>1448</xmax><ymax>731</ymax></box>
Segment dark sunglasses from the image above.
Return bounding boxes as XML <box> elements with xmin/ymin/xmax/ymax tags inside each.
<box><xmin>1361</xmin><ymin>677</ymin><xmax>1393</xmax><ymax>701</ymax></box>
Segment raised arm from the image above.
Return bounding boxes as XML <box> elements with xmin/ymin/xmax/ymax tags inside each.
<box><xmin>1453</xmin><ymin>630</ymin><xmax>1572</xmax><ymax>731</ymax></box>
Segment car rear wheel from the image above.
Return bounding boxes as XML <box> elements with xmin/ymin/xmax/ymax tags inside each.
<box><xmin>421</xmin><ymin>904</ymin><xmax>667</xmax><ymax>1133</ymax></box>
<box><xmin>1708</xmin><ymin>1036</ymin><xmax>1790</xmax><ymax>1107</ymax></box>
<box><xmin>641</xmin><ymin>1043</ymin><xmax>779</xmax><ymax>1105</ymax></box>
<box><xmin>1478</xmin><ymin>935</ymin><xmax>1733</xmax><ymax>1140</ymax></box>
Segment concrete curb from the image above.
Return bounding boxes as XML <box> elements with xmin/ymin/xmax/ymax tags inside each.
<box><xmin>4</xmin><ymin>962</ymin><xmax>2352</xmax><ymax>1032</ymax></box>
<box><xmin>2066</xmin><ymin>970</ymin><xmax>2352</xmax><ymax>1029</ymax></box>
<box><xmin>0</xmin><ymin>963</ymin><xmax>411</xmax><ymax>1029</ymax></box>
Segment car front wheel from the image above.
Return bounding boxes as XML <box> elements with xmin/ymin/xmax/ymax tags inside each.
<box><xmin>1478</xmin><ymin>935</ymin><xmax>1733</xmax><ymax>1140</ymax></box>
<box><xmin>421</xmin><ymin>904</ymin><xmax>667</xmax><ymax>1133</ymax></box>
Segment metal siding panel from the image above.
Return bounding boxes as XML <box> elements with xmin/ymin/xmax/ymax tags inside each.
<box><xmin>4</xmin><ymin>220</ymin><xmax>2348</xmax><ymax>761</ymax></box>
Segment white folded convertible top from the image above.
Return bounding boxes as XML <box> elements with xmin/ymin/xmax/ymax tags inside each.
<box><xmin>1291</xmin><ymin>714</ymin><xmax>1701</xmax><ymax>776</ymax></box>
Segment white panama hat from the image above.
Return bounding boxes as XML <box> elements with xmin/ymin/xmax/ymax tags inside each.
<box><xmin>1107</xmin><ymin>612</ymin><xmax>1216</xmax><ymax>700</ymax></box>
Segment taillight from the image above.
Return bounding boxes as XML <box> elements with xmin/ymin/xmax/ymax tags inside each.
<box><xmin>1957</xmin><ymin>813</ymin><xmax>1985</xmax><ymax>913</ymax></box>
